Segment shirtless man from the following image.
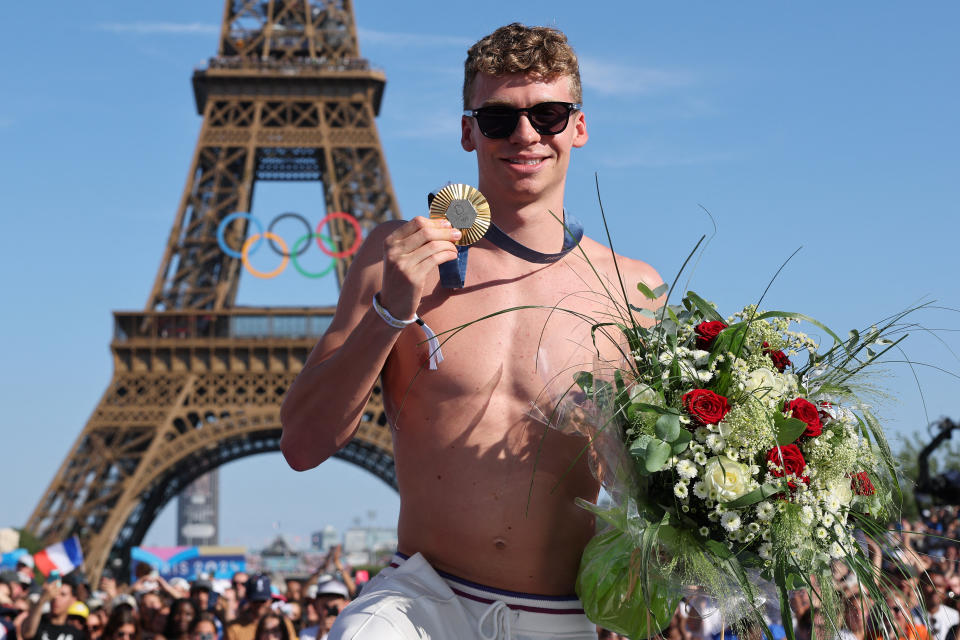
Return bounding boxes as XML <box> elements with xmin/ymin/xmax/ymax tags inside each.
<box><xmin>281</xmin><ymin>23</ymin><xmax>663</xmax><ymax>639</ymax></box>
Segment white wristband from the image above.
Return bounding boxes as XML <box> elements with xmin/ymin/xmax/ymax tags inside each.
<box><xmin>372</xmin><ymin>293</ymin><xmax>417</xmax><ymax>329</ymax></box>
<box><xmin>370</xmin><ymin>292</ymin><xmax>444</xmax><ymax>371</ymax></box>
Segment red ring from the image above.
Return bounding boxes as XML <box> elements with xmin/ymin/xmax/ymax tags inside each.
<box><xmin>316</xmin><ymin>212</ymin><xmax>363</xmax><ymax>258</ymax></box>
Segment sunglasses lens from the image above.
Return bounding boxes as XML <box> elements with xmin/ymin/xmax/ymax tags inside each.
<box><xmin>527</xmin><ymin>103</ymin><xmax>573</xmax><ymax>133</ymax></box>
<box><xmin>473</xmin><ymin>103</ymin><xmax>574</xmax><ymax>138</ymax></box>
<box><xmin>475</xmin><ymin>108</ymin><xmax>518</xmax><ymax>138</ymax></box>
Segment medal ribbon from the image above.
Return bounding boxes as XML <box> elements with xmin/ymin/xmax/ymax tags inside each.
<box><xmin>438</xmin><ymin>214</ymin><xmax>583</xmax><ymax>289</ymax></box>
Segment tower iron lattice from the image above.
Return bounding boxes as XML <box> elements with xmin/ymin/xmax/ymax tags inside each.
<box><xmin>26</xmin><ymin>0</ymin><xmax>400</xmax><ymax>582</ymax></box>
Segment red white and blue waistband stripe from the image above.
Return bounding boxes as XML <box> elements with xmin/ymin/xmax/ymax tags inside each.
<box><xmin>389</xmin><ymin>552</ymin><xmax>585</xmax><ymax>615</ymax></box>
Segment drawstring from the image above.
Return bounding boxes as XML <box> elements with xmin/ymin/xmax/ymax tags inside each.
<box><xmin>477</xmin><ymin>600</ymin><xmax>513</xmax><ymax>640</ymax></box>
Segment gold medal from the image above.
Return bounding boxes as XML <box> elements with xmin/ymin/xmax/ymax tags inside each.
<box><xmin>429</xmin><ymin>183</ymin><xmax>490</xmax><ymax>246</ymax></box>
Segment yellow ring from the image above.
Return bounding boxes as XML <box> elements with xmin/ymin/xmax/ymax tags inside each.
<box><xmin>242</xmin><ymin>232</ymin><xmax>289</xmax><ymax>279</ymax></box>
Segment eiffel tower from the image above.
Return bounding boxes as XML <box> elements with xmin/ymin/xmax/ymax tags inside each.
<box><xmin>25</xmin><ymin>0</ymin><xmax>400</xmax><ymax>582</ymax></box>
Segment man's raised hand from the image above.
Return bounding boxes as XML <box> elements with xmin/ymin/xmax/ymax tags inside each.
<box><xmin>378</xmin><ymin>216</ymin><xmax>461</xmax><ymax>320</ymax></box>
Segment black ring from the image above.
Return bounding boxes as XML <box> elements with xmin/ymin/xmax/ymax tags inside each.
<box><xmin>267</xmin><ymin>213</ymin><xmax>312</xmax><ymax>258</ymax></box>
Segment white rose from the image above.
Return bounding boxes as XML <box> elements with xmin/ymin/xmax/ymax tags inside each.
<box><xmin>826</xmin><ymin>477</ymin><xmax>854</xmax><ymax>508</ymax></box>
<box><xmin>703</xmin><ymin>456</ymin><xmax>752</xmax><ymax>502</ymax></box>
<box><xmin>743</xmin><ymin>367</ymin><xmax>788</xmax><ymax>399</ymax></box>
<box><xmin>629</xmin><ymin>383</ymin><xmax>660</xmax><ymax>406</ymax></box>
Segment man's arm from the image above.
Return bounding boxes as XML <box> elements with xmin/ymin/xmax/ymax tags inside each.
<box><xmin>280</xmin><ymin>217</ymin><xmax>460</xmax><ymax>471</ymax></box>
<box><xmin>21</xmin><ymin>581</ymin><xmax>57</xmax><ymax>640</ymax></box>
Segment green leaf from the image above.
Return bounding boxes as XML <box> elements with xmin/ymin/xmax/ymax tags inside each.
<box><xmin>574</xmin><ymin>371</ymin><xmax>593</xmax><ymax>393</ymax></box>
<box><xmin>645</xmin><ymin>438</ymin><xmax>673</xmax><ymax>472</ymax></box>
<box><xmin>655</xmin><ymin>413</ymin><xmax>682</xmax><ymax>442</ymax></box>
<box><xmin>722</xmin><ymin>481</ymin><xmax>787</xmax><ymax>509</ymax></box>
<box><xmin>686</xmin><ymin>291</ymin><xmax>725</xmax><ymax>323</ymax></box>
<box><xmin>705</xmin><ymin>539</ymin><xmax>734</xmax><ymax>560</ymax></box>
<box><xmin>652</xmin><ymin>283</ymin><xmax>669</xmax><ymax>298</ymax></box>
<box><xmin>628</xmin><ymin>304</ymin><xmax>657</xmax><ymax>318</ymax></box>
<box><xmin>773</xmin><ymin>413</ymin><xmax>808</xmax><ymax>445</ymax></box>
<box><xmin>636</xmin><ymin>281</ymin><xmax>658</xmax><ymax>300</ymax></box>
<box><xmin>671</xmin><ymin>429</ymin><xmax>693</xmax><ymax>454</ymax></box>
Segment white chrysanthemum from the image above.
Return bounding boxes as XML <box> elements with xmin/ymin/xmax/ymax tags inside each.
<box><xmin>699</xmin><ymin>526</ymin><xmax>710</xmax><ymax>537</ymax></box>
<box><xmin>693</xmin><ymin>481</ymin><xmax>708</xmax><ymax>499</ymax></box>
<box><xmin>800</xmin><ymin>506</ymin><xmax>815</xmax><ymax>526</ymax></box>
<box><xmin>756</xmin><ymin>502</ymin><xmax>776</xmax><ymax>521</ymax></box>
<box><xmin>758</xmin><ymin>543</ymin><xmax>773</xmax><ymax>560</ymax></box>
<box><xmin>705</xmin><ymin>434</ymin><xmax>726</xmax><ymax>453</ymax></box>
<box><xmin>694</xmin><ymin>451</ymin><xmax>709</xmax><ymax>465</ymax></box>
<box><xmin>826</xmin><ymin>495</ymin><xmax>842</xmax><ymax>513</ymax></box>
<box><xmin>834</xmin><ymin>524</ymin><xmax>846</xmax><ymax>538</ymax></box>
<box><xmin>829</xmin><ymin>542</ymin><xmax>845</xmax><ymax>559</ymax></box>
<box><xmin>676</xmin><ymin>459</ymin><xmax>699</xmax><ymax>480</ymax></box>
<box><xmin>723</xmin><ymin>448</ymin><xmax>740</xmax><ymax>461</ymax></box>
<box><xmin>721</xmin><ymin>512</ymin><xmax>742</xmax><ymax>532</ymax></box>
<box><xmin>822</xmin><ymin>512</ymin><xmax>835</xmax><ymax>528</ymax></box>
<box><xmin>748</xmin><ymin>522</ymin><xmax>761</xmax><ymax>533</ymax></box>
<box><xmin>674</xmin><ymin>482</ymin><xmax>689</xmax><ymax>499</ymax></box>
<box><xmin>694</xmin><ymin>427</ymin><xmax>710</xmax><ymax>443</ymax></box>
<box><xmin>816</xmin><ymin>527</ymin><xmax>828</xmax><ymax>540</ymax></box>
<box><xmin>629</xmin><ymin>383</ymin><xmax>660</xmax><ymax>406</ymax></box>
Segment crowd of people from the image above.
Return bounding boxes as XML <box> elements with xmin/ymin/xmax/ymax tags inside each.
<box><xmin>0</xmin><ymin>547</ymin><xmax>353</xmax><ymax>640</ymax></box>
<box><xmin>1</xmin><ymin>507</ymin><xmax>959</xmax><ymax>640</ymax></box>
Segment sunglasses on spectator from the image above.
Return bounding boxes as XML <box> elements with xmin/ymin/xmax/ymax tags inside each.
<box><xmin>463</xmin><ymin>102</ymin><xmax>580</xmax><ymax>139</ymax></box>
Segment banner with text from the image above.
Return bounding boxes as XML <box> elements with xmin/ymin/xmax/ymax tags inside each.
<box><xmin>130</xmin><ymin>546</ymin><xmax>246</xmax><ymax>581</ymax></box>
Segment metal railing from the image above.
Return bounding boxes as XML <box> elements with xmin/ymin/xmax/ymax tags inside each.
<box><xmin>113</xmin><ymin>308</ymin><xmax>335</xmax><ymax>342</ymax></box>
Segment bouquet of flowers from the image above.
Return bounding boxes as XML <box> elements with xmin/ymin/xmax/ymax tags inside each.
<box><xmin>546</xmin><ymin>281</ymin><xmax>914</xmax><ymax>640</ymax></box>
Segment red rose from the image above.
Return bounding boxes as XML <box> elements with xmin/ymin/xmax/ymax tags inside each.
<box><xmin>695</xmin><ymin>321</ymin><xmax>727</xmax><ymax>349</ymax></box>
<box><xmin>784</xmin><ymin>398</ymin><xmax>823</xmax><ymax>438</ymax></box>
<box><xmin>766</xmin><ymin>444</ymin><xmax>810</xmax><ymax>491</ymax></box>
<box><xmin>762</xmin><ymin>342</ymin><xmax>791</xmax><ymax>372</ymax></box>
<box><xmin>682</xmin><ymin>389</ymin><xmax>731</xmax><ymax>427</ymax></box>
<box><xmin>851</xmin><ymin>471</ymin><xmax>875</xmax><ymax>496</ymax></box>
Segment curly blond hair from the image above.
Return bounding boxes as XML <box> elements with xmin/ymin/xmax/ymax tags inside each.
<box><xmin>463</xmin><ymin>23</ymin><xmax>582</xmax><ymax>109</ymax></box>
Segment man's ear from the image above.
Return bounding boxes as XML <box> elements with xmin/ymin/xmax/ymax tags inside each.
<box><xmin>572</xmin><ymin>110</ymin><xmax>588</xmax><ymax>148</ymax></box>
<box><xmin>461</xmin><ymin>116</ymin><xmax>476</xmax><ymax>152</ymax></box>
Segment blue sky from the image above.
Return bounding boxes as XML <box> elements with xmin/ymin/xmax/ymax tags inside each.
<box><xmin>2</xmin><ymin>2</ymin><xmax>957</xmax><ymax>550</ymax></box>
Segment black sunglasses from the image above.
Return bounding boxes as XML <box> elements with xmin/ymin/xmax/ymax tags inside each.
<box><xmin>463</xmin><ymin>101</ymin><xmax>581</xmax><ymax>139</ymax></box>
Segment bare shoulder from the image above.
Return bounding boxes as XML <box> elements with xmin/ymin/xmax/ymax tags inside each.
<box><xmin>576</xmin><ymin>235</ymin><xmax>665</xmax><ymax>313</ymax></box>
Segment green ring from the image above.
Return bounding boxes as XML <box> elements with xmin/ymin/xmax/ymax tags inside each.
<box><xmin>291</xmin><ymin>233</ymin><xmax>337</xmax><ymax>278</ymax></box>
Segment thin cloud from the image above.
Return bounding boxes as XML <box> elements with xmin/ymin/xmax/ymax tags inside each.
<box><xmin>580</xmin><ymin>57</ymin><xmax>695</xmax><ymax>96</ymax></box>
<box><xmin>98</xmin><ymin>22</ymin><xmax>219</xmax><ymax>35</ymax></box>
<box><xmin>358</xmin><ymin>27</ymin><xmax>471</xmax><ymax>48</ymax></box>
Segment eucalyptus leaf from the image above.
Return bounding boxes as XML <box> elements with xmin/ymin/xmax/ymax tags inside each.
<box><xmin>636</xmin><ymin>281</ymin><xmax>659</xmax><ymax>300</ymax></box>
<box><xmin>773</xmin><ymin>413</ymin><xmax>808</xmax><ymax>445</ymax></box>
<box><xmin>652</xmin><ymin>283</ymin><xmax>669</xmax><ymax>298</ymax></box>
<box><xmin>645</xmin><ymin>439</ymin><xmax>673</xmax><ymax>472</ymax></box>
<box><xmin>655</xmin><ymin>412</ymin><xmax>682</xmax><ymax>442</ymax></box>
<box><xmin>671</xmin><ymin>429</ymin><xmax>693</xmax><ymax>454</ymax></box>
<box><xmin>628</xmin><ymin>304</ymin><xmax>657</xmax><ymax>318</ymax></box>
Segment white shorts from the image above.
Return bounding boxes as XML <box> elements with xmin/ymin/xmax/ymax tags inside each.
<box><xmin>327</xmin><ymin>552</ymin><xmax>597</xmax><ymax>640</ymax></box>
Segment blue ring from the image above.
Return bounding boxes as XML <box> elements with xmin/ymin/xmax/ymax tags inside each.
<box><xmin>217</xmin><ymin>212</ymin><xmax>264</xmax><ymax>259</ymax></box>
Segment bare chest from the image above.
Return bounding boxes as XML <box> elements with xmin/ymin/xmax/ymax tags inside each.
<box><xmin>382</xmin><ymin>250</ymin><xmax>624</xmax><ymax>423</ymax></box>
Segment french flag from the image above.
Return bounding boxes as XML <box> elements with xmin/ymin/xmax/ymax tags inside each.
<box><xmin>33</xmin><ymin>536</ymin><xmax>84</xmax><ymax>577</ymax></box>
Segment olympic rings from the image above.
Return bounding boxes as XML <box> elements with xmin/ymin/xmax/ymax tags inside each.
<box><xmin>217</xmin><ymin>211</ymin><xmax>363</xmax><ymax>279</ymax></box>
<box><xmin>291</xmin><ymin>233</ymin><xmax>338</xmax><ymax>279</ymax></box>
<box><xmin>218</xmin><ymin>212</ymin><xmax>264</xmax><ymax>259</ymax></box>
<box><xmin>316</xmin><ymin>212</ymin><xmax>363</xmax><ymax>258</ymax></box>
<box><xmin>268</xmin><ymin>213</ymin><xmax>311</xmax><ymax>258</ymax></box>
<box><xmin>242</xmin><ymin>232</ymin><xmax>288</xmax><ymax>279</ymax></box>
